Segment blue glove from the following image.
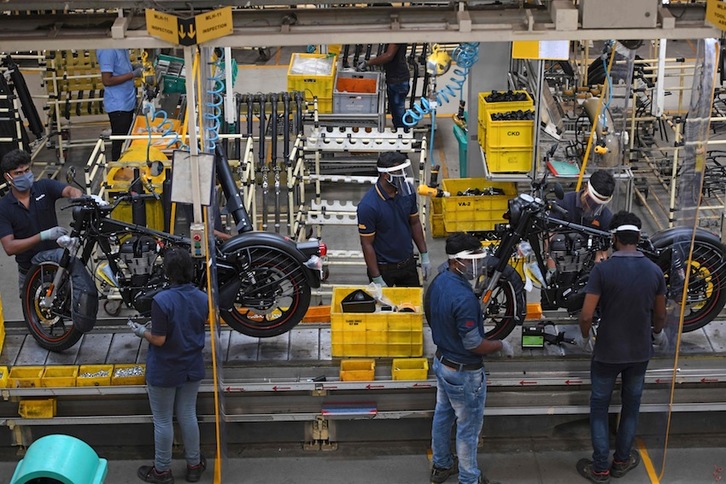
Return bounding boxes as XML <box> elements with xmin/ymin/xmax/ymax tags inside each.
<box><xmin>127</xmin><ymin>320</ymin><xmax>148</xmax><ymax>338</ymax></box>
<box><xmin>371</xmin><ymin>275</ymin><xmax>387</xmax><ymax>287</ymax></box>
<box><xmin>40</xmin><ymin>226</ymin><xmax>69</xmax><ymax>242</ymax></box>
<box><xmin>133</xmin><ymin>67</ymin><xmax>143</xmax><ymax>78</ymax></box>
<box><xmin>420</xmin><ymin>252</ymin><xmax>431</xmax><ymax>281</ymax></box>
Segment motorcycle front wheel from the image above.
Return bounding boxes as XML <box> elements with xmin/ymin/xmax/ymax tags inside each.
<box><xmin>22</xmin><ymin>261</ymin><xmax>83</xmax><ymax>352</ymax></box>
<box><xmin>221</xmin><ymin>249</ymin><xmax>311</xmax><ymax>338</ymax></box>
<box><xmin>480</xmin><ymin>262</ymin><xmax>526</xmax><ymax>340</ymax></box>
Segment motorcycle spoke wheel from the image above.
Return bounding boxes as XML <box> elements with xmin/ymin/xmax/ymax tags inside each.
<box><xmin>22</xmin><ymin>262</ymin><xmax>82</xmax><ymax>351</ymax></box>
<box><xmin>221</xmin><ymin>251</ymin><xmax>310</xmax><ymax>338</ymax></box>
<box><xmin>481</xmin><ymin>280</ymin><xmax>519</xmax><ymax>340</ymax></box>
<box><xmin>678</xmin><ymin>242</ymin><xmax>726</xmax><ymax>332</ymax></box>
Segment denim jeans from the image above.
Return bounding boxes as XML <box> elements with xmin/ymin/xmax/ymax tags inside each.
<box><xmin>147</xmin><ymin>380</ymin><xmax>202</xmax><ymax>471</ymax></box>
<box><xmin>387</xmin><ymin>81</ymin><xmax>410</xmax><ymax>129</ymax></box>
<box><xmin>589</xmin><ymin>360</ymin><xmax>649</xmax><ymax>472</ymax></box>
<box><xmin>431</xmin><ymin>357</ymin><xmax>487</xmax><ymax>484</ymax></box>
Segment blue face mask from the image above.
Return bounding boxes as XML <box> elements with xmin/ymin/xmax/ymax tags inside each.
<box><xmin>11</xmin><ymin>171</ymin><xmax>34</xmax><ymax>192</ymax></box>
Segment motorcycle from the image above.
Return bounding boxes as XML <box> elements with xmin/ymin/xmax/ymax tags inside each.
<box><xmin>21</xmin><ymin>148</ymin><xmax>324</xmax><ymax>352</ymax></box>
<box><xmin>470</xmin><ymin>176</ymin><xmax>726</xmax><ymax>340</ymax></box>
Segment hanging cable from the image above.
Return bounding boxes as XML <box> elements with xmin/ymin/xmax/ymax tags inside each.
<box><xmin>402</xmin><ymin>42</ymin><xmax>479</xmax><ymax>127</ymax></box>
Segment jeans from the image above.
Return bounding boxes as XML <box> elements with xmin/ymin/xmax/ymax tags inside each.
<box><xmin>107</xmin><ymin>109</ymin><xmax>134</xmax><ymax>161</ymax></box>
<box><xmin>589</xmin><ymin>360</ymin><xmax>649</xmax><ymax>472</ymax></box>
<box><xmin>147</xmin><ymin>380</ymin><xmax>202</xmax><ymax>472</ymax></box>
<box><xmin>387</xmin><ymin>81</ymin><xmax>410</xmax><ymax>129</ymax></box>
<box><xmin>431</xmin><ymin>357</ymin><xmax>487</xmax><ymax>484</ymax></box>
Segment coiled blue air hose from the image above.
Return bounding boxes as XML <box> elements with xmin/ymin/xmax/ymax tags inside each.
<box><xmin>204</xmin><ymin>57</ymin><xmax>225</xmax><ymax>151</ymax></box>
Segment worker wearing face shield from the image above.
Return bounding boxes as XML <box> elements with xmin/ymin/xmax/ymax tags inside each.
<box><xmin>556</xmin><ymin>169</ymin><xmax>616</xmax><ymax>230</ymax></box>
<box><xmin>357</xmin><ymin>152</ymin><xmax>430</xmax><ymax>287</ymax></box>
<box><xmin>425</xmin><ymin>233</ymin><xmax>512</xmax><ymax>484</ymax></box>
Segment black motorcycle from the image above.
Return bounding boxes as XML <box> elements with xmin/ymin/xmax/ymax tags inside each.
<box><xmin>21</xmin><ymin>149</ymin><xmax>324</xmax><ymax>352</ymax></box>
<box><xmin>474</xmin><ymin>179</ymin><xmax>726</xmax><ymax>340</ymax></box>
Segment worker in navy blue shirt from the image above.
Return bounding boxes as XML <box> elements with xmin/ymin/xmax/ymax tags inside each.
<box><xmin>575</xmin><ymin>211</ymin><xmax>666</xmax><ymax>483</ymax></box>
<box><xmin>0</xmin><ymin>149</ymin><xmax>82</xmax><ymax>293</ymax></box>
<box><xmin>556</xmin><ymin>169</ymin><xmax>616</xmax><ymax>231</ymax></box>
<box><xmin>357</xmin><ymin>151</ymin><xmax>429</xmax><ymax>287</ymax></box>
<box><xmin>425</xmin><ymin>232</ymin><xmax>512</xmax><ymax>484</ymax></box>
<box><xmin>129</xmin><ymin>247</ymin><xmax>208</xmax><ymax>484</ymax></box>
<box><xmin>97</xmin><ymin>49</ymin><xmax>142</xmax><ymax>161</ymax></box>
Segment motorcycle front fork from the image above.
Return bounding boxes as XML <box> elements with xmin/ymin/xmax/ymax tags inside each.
<box><xmin>39</xmin><ymin>265</ymin><xmax>68</xmax><ymax>311</ymax></box>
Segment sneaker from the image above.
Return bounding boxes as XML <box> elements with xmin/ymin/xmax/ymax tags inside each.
<box><xmin>137</xmin><ymin>465</ymin><xmax>174</xmax><ymax>484</ymax></box>
<box><xmin>610</xmin><ymin>450</ymin><xmax>640</xmax><ymax>478</ymax></box>
<box><xmin>186</xmin><ymin>455</ymin><xmax>207</xmax><ymax>482</ymax></box>
<box><xmin>431</xmin><ymin>455</ymin><xmax>458</xmax><ymax>483</ymax></box>
<box><xmin>576</xmin><ymin>458</ymin><xmax>610</xmax><ymax>483</ymax></box>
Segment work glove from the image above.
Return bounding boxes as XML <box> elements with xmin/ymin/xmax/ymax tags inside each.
<box><xmin>420</xmin><ymin>252</ymin><xmax>431</xmax><ymax>281</ymax></box>
<box><xmin>371</xmin><ymin>275</ymin><xmax>387</xmax><ymax>287</ymax></box>
<box><xmin>132</xmin><ymin>63</ymin><xmax>143</xmax><ymax>71</ymax></box>
<box><xmin>496</xmin><ymin>339</ymin><xmax>514</xmax><ymax>358</ymax></box>
<box><xmin>132</xmin><ymin>67</ymin><xmax>144</xmax><ymax>78</ymax></box>
<box><xmin>356</xmin><ymin>60</ymin><xmax>368</xmax><ymax>71</ymax></box>
<box><xmin>574</xmin><ymin>331</ymin><xmax>594</xmax><ymax>353</ymax></box>
<box><xmin>40</xmin><ymin>226</ymin><xmax>69</xmax><ymax>242</ymax></box>
<box><xmin>127</xmin><ymin>319</ymin><xmax>149</xmax><ymax>338</ymax></box>
<box><xmin>652</xmin><ymin>330</ymin><xmax>668</xmax><ymax>351</ymax></box>
<box><xmin>90</xmin><ymin>194</ymin><xmax>109</xmax><ymax>206</ymax></box>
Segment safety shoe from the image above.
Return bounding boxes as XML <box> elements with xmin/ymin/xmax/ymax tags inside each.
<box><xmin>576</xmin><ymin>458</ymin><xmax>611</xmax><ymax>483</ymax></box>
<box><xmin>610</xmin><ymin>450</ymin><xmax>640</xmax><ymax>478</ymax></box>
<box><xmin>431</xmin><ymin>455</ymin><xmax>458</xmax><ymax>483</ymax></box>
<box><xmin>186</xmin><ymin>455</ymin><xmax>207</xmax><ymax>482</ymax></box>
<box><xmin>137</xmin><ymin>465</ymin><xmax>174</xmax><ymax>484</ymax></box>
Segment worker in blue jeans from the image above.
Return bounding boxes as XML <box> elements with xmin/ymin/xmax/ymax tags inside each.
<box><xmin>425</xmin><ymin>233</ymin><xmax>512</xmax><ymax>484</ymax></box>
<box><xmin>575</xmin><ymin>211</ymin><xmax>667</xmax><ymax>483</ymax></box>
<box><xmin>357</xmin><ymin>43</ymin><xmax>410</xmax><ymax>129</ymax></box>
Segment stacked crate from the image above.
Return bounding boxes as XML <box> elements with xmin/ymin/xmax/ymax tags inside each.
<box><xmin>287</xmin><ymin>53</ymin><xmax>337</xmax><ymax>113</ymax></box>
<box><xmin>477</xmin><ymin>90</ymin><xmax>535</xmax><ymax>173</ymax></box>
<box><xmin>440</xmin><ymin>178</ymin><xmax>517</xmax><ymax>233</ymax></box>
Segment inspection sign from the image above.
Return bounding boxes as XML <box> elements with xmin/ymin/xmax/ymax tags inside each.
<box><xmin>145</xmin><ymin>7</ymin><xmax>233</xmax><ymax>46</ymax></box>
<box><xmin>706</xmin><ymin>0</ymin><xmax>726</xmax><ymax>31</ymax></box>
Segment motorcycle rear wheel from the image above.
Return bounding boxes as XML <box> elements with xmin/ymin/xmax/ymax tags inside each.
<box><xmin>221</xmin><ymin>250</ymin><xmax>311</xmax><ymax>338</ymax></box>
<box><xmin>22</xmin><ymin>261</ymin><xmax>83</xmax><ymax>352</ymax></box>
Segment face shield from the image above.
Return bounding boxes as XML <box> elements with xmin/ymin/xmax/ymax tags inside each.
<box><xmin>448</xmin><ymin>248</ymin><xmax>488</xmax><ymax>288</ymax></box>
<box><xmin>378</xmin><ymin>159</ymin><xmax>414</xmax><ymax>196</ymax></box>
<box><xmin>581</xmin><ymin>180</ymin><xmax>612</xmax><ymax>217</ymax></box>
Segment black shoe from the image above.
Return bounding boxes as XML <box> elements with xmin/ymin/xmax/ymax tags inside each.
<box><xmin>576</xmin><ymin>458</ymin><xmax>610</xmax><ymax>483</ymax></box>
<box><xmin>431</xmin><ymin>455</ymin><xmax>458</xmax><ymax>483</ymax></box>
<box><xmin>137</xmin><ymin>465</ymin><xmax>174</xmax><ymax>484</ymax></box>
<box><xmin>186</xmin><ymin>455</ymin><xmax>207</xmax><ymax>482</ymax></box>
<box><xmin>478</xmin><ymin>474</ymin><xmax>502</xmax><ymax>484</ymax></box>
<box><xmin>610</xmin><ymin>450</ymin><xmax>640</xmax><ymax>478</ymax></box>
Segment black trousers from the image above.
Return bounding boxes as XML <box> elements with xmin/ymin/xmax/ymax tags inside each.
<box><xmin>107</xmin><ymin>110</ymin><xmax>134</xmax><ymax>161</ymax></box>
<box><xmin>369</xmin><ymin>258</ymin><xmax>421</xmax><ymax>287</ymax></box>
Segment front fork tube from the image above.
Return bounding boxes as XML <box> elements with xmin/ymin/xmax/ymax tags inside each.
<box><xmin>482</xmin><ymin>219</ymin><xmax>530</xmax><ymax>314</ymax></box>
<box><xmin>40</xmin><ymin>249</ymin><xmax>71</xmax><ymax>310</ymax></box>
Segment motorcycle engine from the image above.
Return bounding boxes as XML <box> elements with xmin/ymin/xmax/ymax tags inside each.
<box><xmin>117</xmin><ymin>236</ymin><xmax>166</xmax><ymax>315</ymax></box>
<box><xmin>550</xmin><ymin>232</ymin><xmax>591</xmax><ymax>274</ymax></box>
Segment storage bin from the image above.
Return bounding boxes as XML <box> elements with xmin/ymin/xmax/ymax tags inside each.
<box><xmin>477</xmin><ymin>90</ymin><xmax>534</xmax><ymax>128</ymax></box>
<box><xmin>41</xmin><ymin>366</ymin><xmax>79</xmax><ymax>388</ymax></box>
<box><xmin>331</xmin><ymin>287</ymin><xmax>424</xmax><ymax>357</ymax></box>
<box><xmin>391</xmin><ymin>358</ymin><xmax>429</xmax><ymax>380</ymax></box>
<box><xmin>333</xmin><ymin>71</ymin><xmax>380</xmax><ymax>114</ymax></box>
<box><xmin>8</xmin><ymin>366</ymin><xmax>44</xmax><ymax>388</ymax></box>
<box><xmin>485</xmin><ymin>108</ymin><xmax>535</xmax><ymax>150</ymax></box>
<box><xmin>111</xmin><ymin>364</ymin><xmax>146</xmax><ymax>386</ymax></box>
<box><xmin>77</xmin><ymin>365</ymin><xmax>113</xmax><ymax>387</ymax></box>
<box><xmin>486</xmin><ymin>147</ymin><xmax>533</xmax><ymax>174</ymax></box>
<box><xmin>340</xmin><ymin>359</ymin><xmax>375</xmax><ymax>381</ymax></box>
<box><xmin>429</xmin><ymin>197</ymin><xmax>448</xmax><ymax>238</ymax></box>
<box><xmin>287</xmin><ymin>53</ymin><xmax>337</xmax><ymax>113</ymax></box>
<box><xmin>0</xmin><ymin>366</ymin><xmax>7</xmax><ymax>388</ymax></box>
<box><xmin>441</xmin><ymin>178</ymin><xmax>517</xmax><ymax>232</ymax></box>
<box><xmin>18</xmin><ymin>398</ymin><xmax>57</xmax><ymax>419</ymax></box>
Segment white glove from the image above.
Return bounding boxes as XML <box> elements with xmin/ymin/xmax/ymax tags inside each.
<box><xmin>40</xmin><ymin>226</ymin><xmax>69</xmax><ymax>242</ymax></box>
<box><xmin>127</xmin><ymin>319</ymin><xmax>148</xmax><ymax>338</ymax></box>
<box><xmin>356</xmin><ymin>60</ymin><xmax>368</xmax><ymax>71</ymax></box>
<box><xmin>420</xmin><ymin>252</ymin><xmax>432</xmax><ymax>281</ymax></box>
<box><xmin>497</xmin><ymin>339</ymin><xmax>514</xmax><ymax>358</ymax></box>
<box><xmin>133</xmin><ymin>67</ymin><xmax>143</xmax><ymax>78</ymax></box>
<box><xmin>653</xmin><ymin>330</ymin><xmax>668</xmax><ymax>351</ymax></box>
<box><xmin>371</xmin><ymin>275</ymin><xmax>387</xmax><ymax>287</ymax></box>
<box><xmin>56</xmin><ymin>235</ymin><xmax>80</xmax><ymax>251</ymax></box>
<box><xmin>575</xmin><ymin>331</ymin><xmax>594</xmax><ymax>353</ymax></box>
<box><xmin>91</xmin><ymin>194</ymin><xmax>109</xmax><ymax>206</ymax></box>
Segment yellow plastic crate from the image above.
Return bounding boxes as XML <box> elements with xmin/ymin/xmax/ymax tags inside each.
<box><xmin>18</xmin><ymin>398</ymin><xmax>57</xmax><ymax>419</ymax></box>
<box><xmin>287</xmin><ymin>53</ymin><xmax>337</xmax><ymax>108</ymax></box>
<box><xmin>441</xmin><ymin>179</ymin><xmax>517</xmax><ymax>233</ymax></box>
<box><xmin>0</xmin><ymin>366</ymin><xmax>8</xmax><ymax>388</ymax></box>
<box><xmin>8</xmin><ymin>366</ymin><xmax>44</xmax><ymax>388</ymax></box>
<box><xmin>486</xmin><ymin>147</ymin><xmax>533</xmax><ymax>174</ymax></box>
<box><xmin>340</xmin><ymin>359</ymin><xmax>375</xmax><ymax>381</ymax></box>
<box><xmin>305</xmin><ymin>96</ymin><xmax>332</xmax><ymax>114</ymax></box>
<box><xmin>111</xmin><ymin>364</ymin><xmax>146</xmax><ymax>386</ymax></box>
<box><xmin>429</xmin><ymin>197</ymin><xmax>448</xmax><ymax>238</ymax></box>
<box><xmin>477</xmin><ymin>120</ymin><xmax>486</xmax><ymax>150</ymax></box>
<box><xmin>485</xmin><ymin>108</ymin><xmax>535</xmax><ymax>150</ymax></box>
<box><xmin>41</xmin><ymin>366</ymin><xmax>79</xmax><ymax>388</ymax></box>
<box><xmin>477</xmin><ymin>90</ymin><xmax>534</xmax><ymax>128</ymax></box>
<box><xmin>331</xmin><ymin>287</ymin><xmax>424</xmax><ymax>357</ymax></box>
<box><xmin>77</xmin><ymin>365</ymin><xmax>113</xmax><ymax>387</ymax></box>
<box><xmin>392</xmin><ymin>358</ymin><xmax>429</xmax><ymax>380</ymax></box>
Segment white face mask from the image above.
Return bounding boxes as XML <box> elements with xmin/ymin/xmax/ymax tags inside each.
<box><xmin>378</xmin><ymin>159</ymin><xmax>414</xmax><ymax>196</ymax></box>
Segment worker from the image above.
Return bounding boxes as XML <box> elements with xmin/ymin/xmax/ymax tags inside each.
<box><xmin>575</xmin><ymin>211</ymin><xmax>667</xmax><ymax>483</ymax></box>
<box><xmin>129</xmin><ymin>247</ymin><xmax>208</xmax><ymax>484</ymax></box>
<box><xmin>425</xmin><ymin>232</ymin><xmax>512</xmax><ymax>484</ymax></box>
<box><xmin>0</xmin><ymin>149</ymin><xmax>83</xmax><ymax>293</ymax></box>
<box><xmin>556</xmin><ymin>169</ymin><xmax>616</xmax><ymax>231</ymax></box>
<box><xmin>357</xmin><ymin>43</ymin><xmax>410</xmax><ymax>129</ymax></box>
<box><xmin>357</xmin><ymin>151</ymin><xmax>430</xmax><ymax>287</ymax></box>
<box><xmin>97</xmin><ymin>48</ymin><xmax>143</xmax><ymax>161</ymax></box>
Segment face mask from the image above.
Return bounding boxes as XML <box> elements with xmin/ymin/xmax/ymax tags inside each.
<box><xmin>378</xmin><ymin>159</ymin><xmax>414</xmax><ymax>197</ymax></box>
<box><xmin>10</xmin><ymin>171</ymin><xmax>34</xmax><ymax>192</ymax></box>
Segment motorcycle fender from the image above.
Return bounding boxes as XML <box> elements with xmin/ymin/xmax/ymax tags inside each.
<box><xmin>221</xmin><ymin>232</ymin><xmax>321</xmax><ymax>288</ymax></box>
<box><xmin>649</xmin><ymin>226</ymin><xmax>724</xmax><ymax>248</ymax></box>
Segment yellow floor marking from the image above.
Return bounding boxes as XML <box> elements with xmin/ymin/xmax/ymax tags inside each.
<box><xmin>636</xmin><ymin>437</ymin><xmax>660</xmax><ymax>484</ymax></box>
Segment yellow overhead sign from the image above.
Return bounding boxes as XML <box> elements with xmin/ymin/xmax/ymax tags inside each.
<box><xmin>145</xmin><ymin>7</ymin><xmax>233</xmax><ymax>46</ymax></box>
<box><xmin>512</xmin><ymin>40</ymin><xmax>570</xmax><ymax>60</ymax></box>
<box><xmin>706</xmin><ymin>0</ymin><xmax>726</xmax><ymax>31</ymax></box>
